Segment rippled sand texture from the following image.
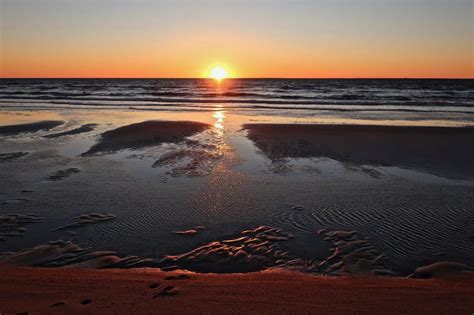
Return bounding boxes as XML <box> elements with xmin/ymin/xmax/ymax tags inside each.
<box><xmin>0</xmin><ymin>240</ymin><xmax>157</xmax><ymax>269</ymax></box>
<box><xmin>0</xmin><ymin>214</ymin><xmax>44</xmax><ymax>242</ymax></box>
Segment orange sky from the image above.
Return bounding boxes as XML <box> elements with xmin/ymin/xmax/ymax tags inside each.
<box><xmin>1</xmin><ymin>0</ymin><xmax>472</xmax><ymax>78</ymax></box>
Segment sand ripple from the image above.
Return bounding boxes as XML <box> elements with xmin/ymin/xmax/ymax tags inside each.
<box><xmin>51</xmin><ymin>213</ymin><xmax>116</xmax><ymax>231</ymax></box>
<box><xmin>316</xmin><ymin>229</ymin><xmax>395</xmax><ymax>276</ymax></box>
<box><xmin>0</xmin><ymin>240</ymin><xmax>157</xmax><ymax>268</ymax></box>
<box><xmin>158</xmin><ymin>226</ymin><xmax>294</xmax><ymax>273</ymax></box>
<box><xmin>409</xmin><ymin>261</ymin><xmax>474</xmax><ymax>279</ymax></box>
<box><xmin>0</xmin><ymin>214</ymin><xmax>44</xmax><ymax>242</ymax></box>
<box><xmin>271</xmin><ymin>197</ymin><xmax>474</xmax><ymax>275</ymax></box>
<box><xmin>173</xmin><ymin>226</ymin><xmax>205</xmax><ymax>235</ymax></box>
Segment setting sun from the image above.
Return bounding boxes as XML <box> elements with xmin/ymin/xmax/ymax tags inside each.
<box><xmin>210</xmin><ymin>67</ymin><xmax>228</xmax><ymax>81</ymax></box>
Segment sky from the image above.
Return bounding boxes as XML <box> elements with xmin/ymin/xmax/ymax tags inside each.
<box><xmin>0</xmin><ymin>0</ymin><xmax>472</xmax><ymax>78</ymax></box>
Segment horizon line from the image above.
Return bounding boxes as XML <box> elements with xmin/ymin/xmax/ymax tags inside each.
<box><xmin>0</xmin><ymin>77</ymin><xmax>472</xmax><ymax>80</ymax></box>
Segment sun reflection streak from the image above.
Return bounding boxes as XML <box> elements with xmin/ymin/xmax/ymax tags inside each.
<box><xmin>213</xmin><ymin>110</ymin><xmax>225</xmax><ymax>139</ymax></box>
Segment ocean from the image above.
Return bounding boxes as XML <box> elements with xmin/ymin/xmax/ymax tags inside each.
<box><xmin>0</xmin><ymin>79</ymin><xmax>473</xmax><ymax>121</ymax></box>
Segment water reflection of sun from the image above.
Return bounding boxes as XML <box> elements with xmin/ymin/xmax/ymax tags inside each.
<box><xmin>213</xmin><ymin>110</ymin><xmax>225</xmax><ymax>138</ymax></box>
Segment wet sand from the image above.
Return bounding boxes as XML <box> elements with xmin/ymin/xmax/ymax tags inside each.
<box><xmin>43</xmin><ymin>123</ymin><xmax>98</xmax><ymax>138</ymax></box>
<box><xmin>0</xmin><ymin>151</ymin><xmax>29</xmax><ymax>162</ymax></box>
<box><xmin>0</xmin><ymin>267</ymin><xmax>473</xmax><ymax>314</ymax></box>
<box><xmin>0</xmin><ymin>120</ymin><xmax>64</xmax><ymax>135</ymax></box>
<box><xmin>0</xmin><ymin>116</ymin><xmax>473</xmax><ymax>273</ymax></box>
<box><xmin>82</xmin><ymin>120</ymin><xmax>210</xmax><ymax>156</ymax></box>
<box><xmin>244</xmin><ymin>123</ymin><xmax>474</xmax><ymax>180</ymax></box>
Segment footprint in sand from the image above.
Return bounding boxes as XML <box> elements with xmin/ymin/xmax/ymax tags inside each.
<box><xmin>50</xmin><ymin>301</ymin><xmax>65</xmax><ymax>307</ymax></box>
<box><xmin>51</xmin><ymin>213</ymin><xmax>116</xmax><ymax>231</ymax></box>
<box><xmin>81</xmin><ymin>299</ymin><xmax>92</xmax><ymax>305</ymax></box>
<box><xmin>149</xmin><ymin>282</ymin><xmax>160</xmax><ymax>289</ymax></box>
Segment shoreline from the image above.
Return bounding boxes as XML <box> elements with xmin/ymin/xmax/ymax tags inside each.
<box><xmin>0</xmin><ymin>267</ymin><xmax>473</xmax><ymax>314</ymax></box>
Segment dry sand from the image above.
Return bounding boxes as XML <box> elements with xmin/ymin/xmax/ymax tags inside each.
<box><xmin>0</xmin><ymin>267</ymin><xmax>473</xmax><ymax>314</ymax></box>
<box><xmin>244</xmin><ymin>123</ymin><xmax>474</xmax><ymax>180</ymax></box>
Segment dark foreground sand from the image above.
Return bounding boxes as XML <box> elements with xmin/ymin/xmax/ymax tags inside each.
<box><xmin>244</xmin><ymin>123</ymin><xmax>474</xmax><ymax>180</ymax></box>
<box><xmin>0</xmin><ymin>267</ymin><xmax>473</xmax><ymax>314</ymax></box>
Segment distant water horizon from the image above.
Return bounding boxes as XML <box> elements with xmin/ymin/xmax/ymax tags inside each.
<box><xmin>1</xmin><ymin>79</ymin><xmax>472</xmax><ymax>117</ymax></box>
<box><xmin>1</xmin><ymin>77</ymin><xmax>473</xmax><ymax>79</ymax></box>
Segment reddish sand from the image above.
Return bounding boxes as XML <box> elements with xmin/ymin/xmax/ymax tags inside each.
<box><xmin>0</xmin><ymin>267</ymin><xmax>473</xmax><ymax>314</ymax></box>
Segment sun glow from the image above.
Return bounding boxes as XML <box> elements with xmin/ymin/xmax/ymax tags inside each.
<box><xmin>209</xmin><ymin>67</ymin><xmax>228</xmax><ymax>81</ymax></box>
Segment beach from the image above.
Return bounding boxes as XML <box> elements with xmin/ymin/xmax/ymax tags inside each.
<box><xmin>1</xmin><ymin>267</ymin><xmax>473</xmax><ymax>314</ymax></box>
<box><xmin>1</xmin><ymin>0</ymin><xmax>473</xmax><ymax>310</ymax></box>
<box><xmin>1</xmin><ymin>104</ymin><xmax>474</xmax><ymax>273</ymax></box>
<box><xmin>0</xmin><ymin>79</ymin><xmax>473</xmax><ymax>312</ymax></box>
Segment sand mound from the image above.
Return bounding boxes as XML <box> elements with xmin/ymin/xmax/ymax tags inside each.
<box><xmin>1</xmin><ymin>226</ymin><xmax>297</xmax><ymax>273</ymax></box>
<box><xmin>0</xmin><ymin>120</ymin><xmax>64</xmax><ymax>136</ymax></box>
<box><xmin>51</xmin><ymin>213</ymin><xmax>116</xmax><ymax>231</ymax></box>
<box><xmin>409</xmin><ymin>261</ymin><xmax>474</xmax><ymax>279</ymax></box>
<box><xmin>43</xmin><ymin>123</ymin><xmax>98</xmax><ymax>138</ymax></box>
<box><xmin>0</xmin><ymin>213</ymin><xmax>44</xmax><ymax>242</ymax></box>
<box><xmin>0</xmin><ymin>240</ymin><xmax>157</xmax><ymax>268</ymax></box>
<box><xmin>244</xmin><ymin>124</ymin><xmax>474</xmax><ymax>179</ymax></box>
<box><xmin>0</xmin><ymin>224</ymin><xmax>468</xmax><ymax>279</ymax></box>
<box><xmin>173</xmin><ymin>226</ymin><xmax>205</xmax><ymax>235</ymax></box>
<box><xmin>82</xmin><ymin>120</ymin><xmax>210</xmax><ymax>156</ymax></box>
<box><xmin>315</xmin><ymin>229</ymin><xmax>395</xmax><ymax>276</ymax></box>
<box><xmin>160</xmin><ymin>226</ymin><xmax>396</xmax><ymax>275</ymax></box>
<box><xmin>159</xmin><ymin>226</ymin><xmax>294</xmax><ymax>273</ymax></box>
<box><xmin>0</xmin><ymin>152</ymin><xmax>29</xmax><ymax>162</ymax></box>
<box><xmin>274</xmin><ymin>229</ymin><xmax>394</xmax><ymax>276</ymax></box>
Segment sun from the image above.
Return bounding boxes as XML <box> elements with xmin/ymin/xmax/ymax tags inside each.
<box><xmin>209</xmin><ymin>67</ymin><xmax>228</xmax><ymax>81</ymax></box>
